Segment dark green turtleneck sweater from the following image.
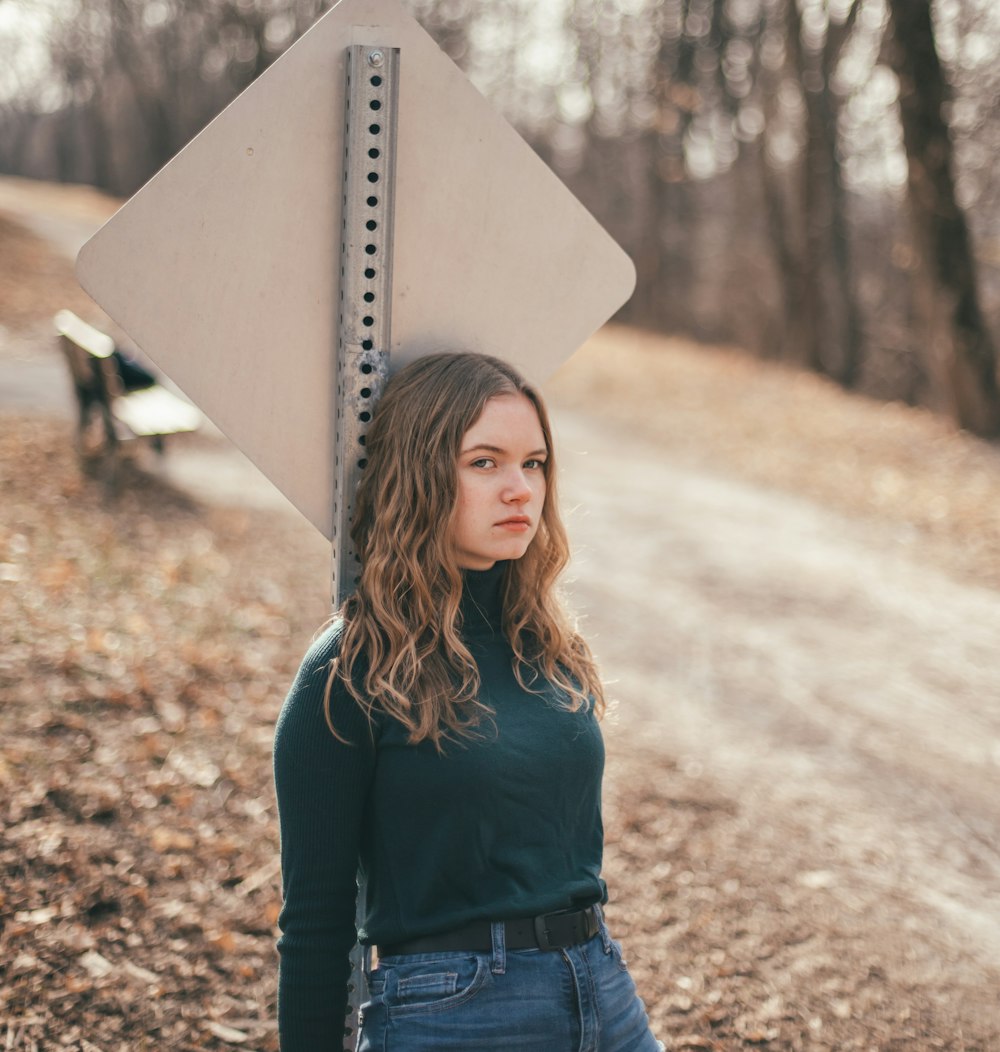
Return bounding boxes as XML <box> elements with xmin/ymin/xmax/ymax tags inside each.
<box><xmin>272</xmin><ymin>562</ymin><xmax>606</xmax><ymax>1050</ymax></box>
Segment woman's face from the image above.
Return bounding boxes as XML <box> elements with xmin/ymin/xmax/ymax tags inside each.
<box><xmin>451</xmin><ymin>393</ymin><xmax>548</xmax><ymax>570</ymax></box>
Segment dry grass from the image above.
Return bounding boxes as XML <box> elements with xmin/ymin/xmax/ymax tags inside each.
<box><xmin>550</xmin><ymin>326</ymin><xmax>1000</xmax><ymax>592</ymax></box>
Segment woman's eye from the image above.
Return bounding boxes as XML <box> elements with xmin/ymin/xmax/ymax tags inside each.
<box><xmin>524</xmin><ymin>459</ymin><xmax>546</xmax><ymax>470</ymax></box>
<box><xmin>471</xmin><ymin>457</ymin><xmax>495</xmax><ymax>469</ymax></box>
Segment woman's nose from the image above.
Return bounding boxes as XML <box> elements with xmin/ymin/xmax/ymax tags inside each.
<box><xmin>503</xmin><ymin>470</ymin><xmax>532</xmax><ymax>502</ymax></box>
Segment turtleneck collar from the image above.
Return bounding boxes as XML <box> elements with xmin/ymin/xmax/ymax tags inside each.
<box><xmin>459</xmin><ymin>561</ymin><xmax>507</xmax><ymax>637</ymax></box>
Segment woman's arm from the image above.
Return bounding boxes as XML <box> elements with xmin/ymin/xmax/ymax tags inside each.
<box><xmin>273</xmin><ymin>625</ymin><xmax>376</xmax><ymax>1051</ymax></box>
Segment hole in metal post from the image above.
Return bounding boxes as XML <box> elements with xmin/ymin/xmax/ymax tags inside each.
<box><xmin>367</xmin><ymin>172</ymin><xmax>379</xmax><ymax>183</ymax></box>
<box><xmin>371</xmin><ymin>75</ymin><xmax>383</xmax><ymax>86</ymax></box>
<box><xmin>367</xmin><ymin>196</ymin><xmax>378</xmax><ymax>206</ymax></box>
<box><xmin>362</xmin><ymin>316</ymin><xmax>374</xmax><ymax>327</ymax></box>
<box><xmin>360</xmin><ymin>411</ymin><xmax>371</xmax><ymax>422</ymax></box>
<box><xmin>359</xmin><ymin>435</ymin><xmax>366</xmax><ymax>446</ymax></box>
<box><xmin>370</xmin><ymin>99</ymin><xmax>381</xmax><ymax>110</ymax></box>
<box><xmin>366</xmin><ymin>220</ymin><xmax>377</xmax><ymax>231</ymax></box>
<box><xmin>365</xmin><ymin>244</ymin><xmax>377</xmax><ymax>255</ymax></box>
<box><xmin>365</xmin><ymin>267</ymin><xmax>376</xmax><ymax>279</ymax></box>
<box><xmin>363</xmin><ymin>292</ymin><xmax>375</xmax><ymax>303</ymax></box>
<box><xmin>362</xmin><ymin>339</ymin><xmax>373</xmax><ymax>350</ymax></box>
<box><xmin>358</xmin><ymin>458</ymin><xmax>368</xmax><ymax>468</ymax></box>
<box><xmin>369</xmin><ymin>123</ymin><xmax>381</xmax><ymax>134</ymax></box>
<box><xmin>368</xmin><ymin>148</ymin><xmax>380</xmax><ymax>159</ymax></box>
<box><xmin>361</xmin><ymin>363</ymin><xmax>374</xmax><ymax>374</ymax></box>
<box><xmin>361</xmin><ymin>387</ymin><xmax>372</xmax><ymax>398</ymax></box>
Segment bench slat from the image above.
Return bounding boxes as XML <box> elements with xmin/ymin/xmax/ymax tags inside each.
<box><xmin>54</xmin><ymin>309</ymin><xmax>115</xmax><ymax>358</ymax></box>
<box><xmin>112</xmin><ymin>386</ymin><xmax>203</xmax><ymax>437</ymax></box>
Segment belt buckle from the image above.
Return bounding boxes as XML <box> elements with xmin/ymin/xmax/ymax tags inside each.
<box><xmin>533</xmin><ymin>912</ymin><xmax>558</xmax><ymax>951</ymax></box>
<box><xmin>533</xmin><ymin>907</ymin><xmax>587</xmax><ymax>951</ymax></box>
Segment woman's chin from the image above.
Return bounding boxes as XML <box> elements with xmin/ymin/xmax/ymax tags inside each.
<box><xmin>496</xmin><ymin>539</ymin><xmax>534</xmax><ymax>563</ymax></box>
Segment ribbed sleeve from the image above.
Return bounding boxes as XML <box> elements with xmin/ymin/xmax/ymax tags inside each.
<box><xmin>272</xmin><ymin>624</ymin><xmax>376</xmax><ymax>1051</ymax></box>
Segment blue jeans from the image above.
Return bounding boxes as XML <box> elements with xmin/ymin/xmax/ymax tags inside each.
<box><xmin>359</xmin><ymin>919</ymin><xmax>663</xmax><ymax>1051</ymax></box>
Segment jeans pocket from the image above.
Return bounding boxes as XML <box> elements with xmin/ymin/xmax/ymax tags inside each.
<box><xmin>379</xmin><ymin>954</ymin><xmax>489</xmax><ymax>1017</ymax></box>
<box><xmin>396</xmin><ymin>970</ymin><xmax>458</xmax><ymax>1003</ymax></box>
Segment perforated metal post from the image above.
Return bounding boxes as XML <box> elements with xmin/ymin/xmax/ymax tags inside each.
<box><xmin>335</xmin><ymin>43</ymin><xmax>399</xmax><ymax>1052</ymax></box>
<box><xmin>334</xmin><ymin>44</ymin><xmax>399</xmax><ymax>607</ymax></box>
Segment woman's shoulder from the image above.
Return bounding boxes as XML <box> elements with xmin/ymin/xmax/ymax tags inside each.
<box><xmin>288</xmin><ymin>619</ymin><xmax>379</xmax><ymax>718</ymax></box>
<box><xmin>277</xmin><ymin>620</ymin><xmax>341</xmax><ymax>716</ymax></box>
<box><xmin>275</xmin><ymin>619</ymin><xmax>378</xmax><ymax>755</ymax></box>
<box><xmin>297</xmin><ymin>619</ymin><xmax>345</xmax><ymax>676</ymax></box>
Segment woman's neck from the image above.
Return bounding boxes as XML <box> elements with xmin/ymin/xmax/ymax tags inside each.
<box><xmin>459</xmin><ymin>561</ymin><xmax>507</xmax><ymax>636</ymax></box>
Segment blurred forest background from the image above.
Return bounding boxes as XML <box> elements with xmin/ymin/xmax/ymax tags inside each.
<box><xmin>2</xmin><ymin>0</ymin><xmax>1000</xmax><ymax>435</ymax></box>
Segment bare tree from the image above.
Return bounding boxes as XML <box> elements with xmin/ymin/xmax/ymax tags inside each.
<box><xmin>786</xmin><ymin>0</ymin><xmax>862</xmax><ymax>384</ymax></box>
<box><xmin>885</xmin><ymin>0</ymin><xmax>1000</xmax><ymax>435</ymax></box>
<box><xmin>3</xmin><ymin>0</ymin><xmax>1000</xmax><ymax>432</ymax></box>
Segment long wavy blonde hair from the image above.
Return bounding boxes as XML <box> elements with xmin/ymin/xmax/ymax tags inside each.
<box><xmin>326</xmin><ymin>351</ymin><xmax>604</xmax><ymax>748</ymax></box>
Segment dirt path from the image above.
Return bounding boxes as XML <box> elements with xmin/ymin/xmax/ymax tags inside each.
<box><xmin>555</xmin><ymin>409</ymin><xmax>1000</xmax><ymax>956</ymax></box>
<box><xmin>0</xmin><ymin>176</ymin><xmax>119</xmax><ymax>260</ymax></box>
<box><xmin>3</xmin><ymin>177</ymin><xmax>1000</xmax><ymax>1048</ymax></box>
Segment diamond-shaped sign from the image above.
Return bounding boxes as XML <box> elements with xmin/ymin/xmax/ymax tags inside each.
<box><xmin>76</xmin><ymin>0</ymin><xmax>635</xmax><ymax>537</ymax></box>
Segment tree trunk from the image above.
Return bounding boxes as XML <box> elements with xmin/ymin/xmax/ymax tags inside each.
<box><xmin>758</xmin><ymin>129</ymin><xmax>810</xmax><ymax>363</ymax></box>
<box><xmin>785</xmin><ymin>0</ymin><xmax>862</xmax><ymax>385</ymax></box>
<box><xmin>885</xmin><ymin>0</ymin><xmax>1000</xmax><ymax>436</ymax></box>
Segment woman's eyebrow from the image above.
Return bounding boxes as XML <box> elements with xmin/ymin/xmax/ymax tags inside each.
<box><xmin>461</xmin><ymin>443</ymin><xmax>548</xmax><ymax>457</ymax></box>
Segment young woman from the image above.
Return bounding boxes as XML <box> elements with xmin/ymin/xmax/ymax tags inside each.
<box><xmin>273</xmin><ymin>352</ymin><xmax>660</xmax><ymax>1051</ymax></box>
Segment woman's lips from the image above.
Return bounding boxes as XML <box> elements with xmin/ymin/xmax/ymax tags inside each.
<box><xmin>496</xmin><ymin>517</ymin><xmax>530</xmax><ymax>531</ymax></box>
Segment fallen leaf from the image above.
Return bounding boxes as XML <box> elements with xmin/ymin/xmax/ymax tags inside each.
<box><xmin>204</xmin><ymin>1020</ymin><xmax>248</xmax><ymax>1044</ymax></box>
<box><xmin>79</xmin><ymin>950</ymin><xmax>114</xmax><ymax>979</ymax></box>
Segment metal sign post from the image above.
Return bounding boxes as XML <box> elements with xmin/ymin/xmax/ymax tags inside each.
<box><xmin>334</xmin><ymin>44</ymin><xmax>398</xmax><ymax>605</ymax></box>
<box><xmin>335</xmin><ymin>42</ymin><xmax>399</xmax><ymax>1050</ymax></box>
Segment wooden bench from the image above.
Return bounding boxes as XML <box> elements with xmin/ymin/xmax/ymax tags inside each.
<box><xmin>54</xmin><ymin>309</ymin><xmax>202</xmax><ymax>480</ymax></box>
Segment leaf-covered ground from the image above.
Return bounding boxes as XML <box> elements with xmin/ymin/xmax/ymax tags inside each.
<box><xmin>3</xmin><ymin>420</ymin><xmax>998</xmax><ymax>1051</ymax></box>
<box><xmin>3</xmin><ymin>197</ymin><xmax>1000</xmax><ymax>1050</ymax></box>
<box><xmin>1</xmin><ymin>419</ymin><xmax>331</xmax><ymax>1050</ymax></box>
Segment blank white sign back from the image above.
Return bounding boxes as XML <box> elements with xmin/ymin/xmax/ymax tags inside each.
<box><xmin>76</xmin><ymin>0</ymin><xmax>636</xmax><ymax>537</ymax></box>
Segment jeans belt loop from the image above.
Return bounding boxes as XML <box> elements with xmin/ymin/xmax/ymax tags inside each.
<box><xmin>490</xmin><ymin>920</ymin><xmax>507</xmax><ymax>975</ymax></box>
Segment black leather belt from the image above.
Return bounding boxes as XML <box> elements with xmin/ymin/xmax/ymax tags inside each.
<box><xmin>379</xmin><ymin>904</ymin><xmax>602</xmax><ymax>957</ymax></box>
